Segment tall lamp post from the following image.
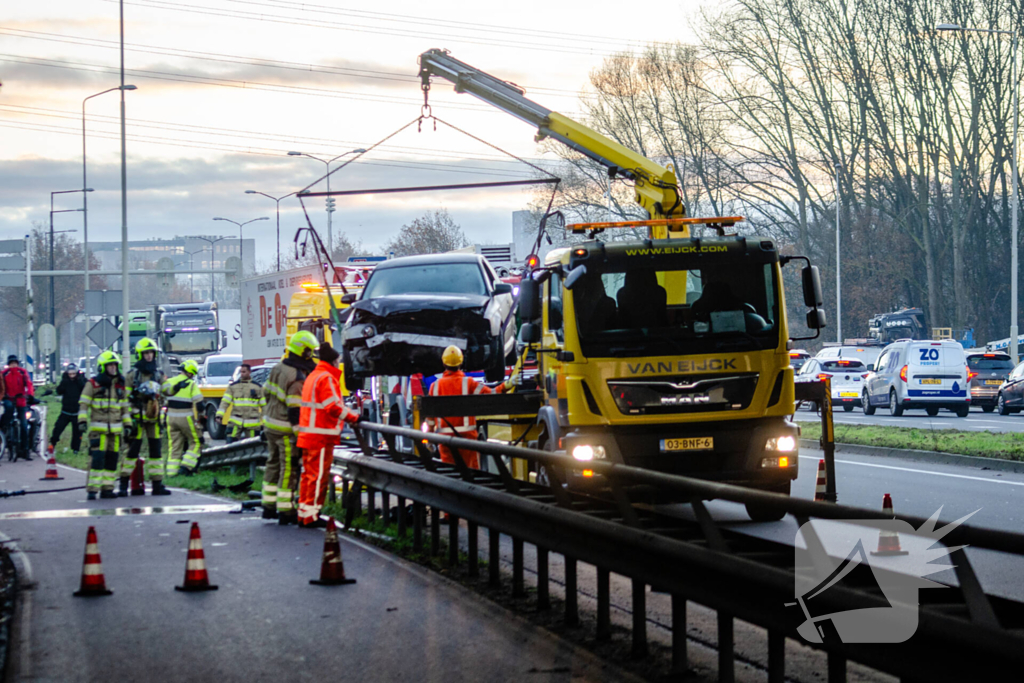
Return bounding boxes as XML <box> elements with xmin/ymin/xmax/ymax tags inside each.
<box><xmin>212</xmin><ymin>216</ymin><xmax>268</xmax><ymax>278</ymax></box>
<box><xmin>50</xmin><ymin>189</ymin><xmax>89</xmax><ymax>383</ymax></box>
<box><xmin>937</xmin><ymin>23</ymin><xmax>1018</xmax><ymax>362</ymax></box>
<box><xmin>244</xmin><ymin>190</ymin><xmax>296</xmax><ymax>271</ymax></box>
<box><xmin>834</xmin><ymin>162</ymin><xmax>842</xmax><ymax>343</ymax></box>
<box><xmin>195</xmin><ymin>235</ymin><xmax>228</xmax><ymax>303</ymax></box>
<box><xmin>286</xmin><ymin>148</ymin><xmax>365</xmax><ymax>255</ymax></box>
<box><xmin>185</xmin><ymin>248</ymin><xmax>205</xmax><ymax>303</ymax></box>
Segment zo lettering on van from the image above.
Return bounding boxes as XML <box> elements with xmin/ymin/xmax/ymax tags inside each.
<box><xmin>626</xmin><ymin>359</ymin><xmax>737</xmax><ymax>374</ymax></box>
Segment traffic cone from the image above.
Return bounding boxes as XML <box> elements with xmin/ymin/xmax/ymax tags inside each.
<box><xmin>813</xmin><ymin>459</ymin><xmax>827</xmax><ymax>502</ymax></box>
<box><xmin>40</xmin><ymin>454</ymin><xmax>64</xmax><ymax>481</ymax></box>
<box><xmin>871</xmin><ymin>493</ymin><xmax>909</xmax><ymax>556</ymax></box>
<box><xmin>73</xmin><ymin>526</ymin><xmax>112</xmax><ymax>597</ymax></box>
<box><xmin>175</xmin><ymin>522</ymin><xmax>219</xmax><ymax>592</ymax></box>
<box><xmin>129</xmin><ymin>458</ymin><xmax>146</xmax><ymax>496</ymax></box>
<box><xmin>309</xmin><ymin>517</ymin><xmax>356</xmax><ymax>586</ymax></box>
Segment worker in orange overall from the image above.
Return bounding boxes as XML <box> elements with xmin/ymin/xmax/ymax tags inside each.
<box><xmin>296</xmin><ymin>343</ymin><xmax>360</xmax><ymax>529</ymax></box>
<box><xmin>426</xmin><ymin>345</ymin><xmax>511</xmax><ymax>470</ymax></box>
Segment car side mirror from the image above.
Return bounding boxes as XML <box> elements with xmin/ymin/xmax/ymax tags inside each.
<box><xmin>563</xmin><ymin>265</ymin><xmax>586</xmax><ymax>291</ymax></box>
<box><xmin>519</xmin><ymin>322</ymin><xmax>541</xmax><ymax>344</ymax></box>
<box><xmin>802</xmin><ymin>265</ymin><xmax>824</xmax><ymax>307</ymax></box>
<box><xmin>341</xmin><ymin>293</ymin><xmax>357</xmax><ymax>305</ymax></box>
<box><xmin>493</xmin><ymin>283</ymin><xmax>513</xmax><ymax>295</ymax></box>
<box><xmin>806</xmin><ymin>308</ymin><xmax>827</xmax><ymax>330</ymax></box>
<box><xmin>867</xmin><ymin>364</ymin><xmax>875</xmax><ymax>372</ymax></box>
<box><xmin>518</xmin><ymin>278</ymin><xmax>541</xmax><ymax>322</ymax></box>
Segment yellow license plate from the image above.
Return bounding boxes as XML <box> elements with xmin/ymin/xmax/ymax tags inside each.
<box><xmin>986</xmin><ymin>380</ymin><xmax>1003</xmax><ymax>386</ymax></box>
<box><xmin>661</xmin><ymin>437</ymin><xmax>713</xmax><ymax>452</ymax></box>
<box><xmin>920</xmin><ymin>378</ymin><xmax>941</xmax><ymax>385</ymax></box>
<box><xmin>839</xmin><ymin>392</ymin><xmax>858</xmax><ymax>397</ymax></box>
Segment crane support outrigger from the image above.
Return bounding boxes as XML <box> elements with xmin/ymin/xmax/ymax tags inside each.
<box><xmin>408</xmin><ymin>50</ymin><xmax>829</xmax><ymax>520</ymax></box>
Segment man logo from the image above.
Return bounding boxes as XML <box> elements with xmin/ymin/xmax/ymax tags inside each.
<box><xmin>788</xmin><ymin>507</ymin><xmax>975</xmax><ymax>644</ymax></box>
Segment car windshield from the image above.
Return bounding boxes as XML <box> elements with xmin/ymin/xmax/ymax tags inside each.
<box><xmin>206</xmin><ymin>361</ymin><xmax>239</xmax><ymax>378</ymax></box>
<box><xmin>968</xmin><ymin>356</ymin><xmax>1014</xmax><ymax>371</ymax></box>
<box><xmin>362</xmin><ymin>263</ymin><xmax>486</xmax><ymax>298</ymax></box>
<box><xmin>572</xmin><ymin>261</ymin><xmax>779</xmax><ymax>357</ymax></box>
<box><xmin>163</xmin><ymin>331</ymin><xmax>219</xmax><ymax>354</ymax></box>
<box><xmin>821</xmin><ymin>359</ymin><xmax>865</xmax><ymax>372</ymax></box>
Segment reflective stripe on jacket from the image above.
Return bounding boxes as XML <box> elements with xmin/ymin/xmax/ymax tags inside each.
<box><xmin>262</xmin><ymin>360</ymin><xmax>306</xmax><ymax>434</ymax></box>
<box><xmin>162</xmin><ymin>374</ymin><xmax>202</xmax><ymax>418</ymax></box>
<box><xmin>79</xmin><ymin>376</ymin><xmax>131</xmax><ymax>434</ymax></box>
<box><xmin>426</xmin><ymin>370</ymin><xmax>492</xmax><ymax>435</ymax></box>
<box><xmin>296</xmin><ymin>362</ymin><xmax>359</xmax><ymax>449</ymax></box>
<box><xmin>218</xmin><ymin>380</ymin><xmax>265</xmax><ymax>426</ymax></box>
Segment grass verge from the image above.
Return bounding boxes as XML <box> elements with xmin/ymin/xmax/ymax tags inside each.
<box><xmin>801</xmin><ymin>422</ymin><xmax>1024</xmax><ymax>462</ymax></box>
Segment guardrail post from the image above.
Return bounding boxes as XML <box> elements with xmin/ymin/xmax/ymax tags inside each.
<box><xmin>597</xmin><ymin>568</ymin><xmax>611</xmax><ymax>641</ymax></box>
<box><xmin>512</xmin><ymin>537</ymin><xmax>525</xmax><ymax>597</ymax></box>
<box><xmin>467</xmin><ymin>522</ymin><xmax>479</xmax><ymax>578</ymax></box>
<box><xmin>249</xmin><ymin>460</ymin><xmax>257</xmax><ymax>481</ymax></box>
<box><xmin>367</xmin><ymin>486</ymin><xmax>377</xmax><ymax>524</ymax></box>
<box><xmin>820</xmin><ymin>378</ymin><xmax>838</xmax><ymax>503</ymax></box>
<box><xmin>381</xmin><ymin>491</ymin><xmax>391</xmax><ymax>524</ymax></box>
<box><xmin>489</xmin><ymin>529</ymin><xmax>500</xmax><ymax>588</ymax></box>
<box><xmin>397</xmin><ymin>496</ymin><xmax>407</xmax><ymax>537</ymax></box>
<box><xmin>631</xmin><ymin>580</ymin><xmax>648</xmax><ymax>658</ymax></box>
<box><xmin>413</xmin><ymin>502</ymin><xmax>424</xmax><ymax>553</ymax></box>
<box><xmin>430</xmin><ymin>505</ymin><xmax>441</xmax><ymax>556</ymax></box>
<box><xmin>718</xmin><ymin>611</ymin><xmax>734</xmax><ymax>683</ymax></box>
<box><xmin>340</xmin><ymin>478</ymin><xmax>349</xmax><ymax>508</ymax></box>
<box><xmin>671</xmin><ymin>595</ymin><xmax>687</xmax><ymax>676</ymax></box>
<box><xmin>351</xmin><ymin>481</ymin><xmax>362</xmax><ymax>517</ymax></box>
<box><xmin>767</xmin><ymin>630</ymin><xmax>784</xmax><ymax>683</ymax></box>
<box><xmin>827</xmin><ymin>653</ymin><xmax>845</xmax><ymax>683</ymax></box>
<box><xmin>536</xmin><ymin>546</ymin><xmax>549</xmax><ymax>610</ymax></box>
<box><xmin>564</xmin><ymin>556</ymin><xmax>578</xmax><ymax>626</ymax></box>
<box><xmin>328</xmin><ymin>477</ymin><xmax>337</xmax><ymax>504</ymax></box>
<box><xmin>448</xmin><ymin>514</ymin><xmax>459</xmax><ymax>567</ymax></box>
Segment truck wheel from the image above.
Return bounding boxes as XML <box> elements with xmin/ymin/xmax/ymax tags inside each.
<box><xmin>926</xmin><ymin>406</ymin><xmax>939</xmax><ymax>417</ymax></box>
<box><xmin>862</xmin><ymin>391</ymin><xmax>876</xmax><ymax>415</ymax></box>
<box><xmin>955</xmin><ymin>405</ymin><xmax>970</xmax><ymax>418</ymax></box>
<box><xmin>206</xmin><ymin>405</ymin><xmax>225</xmax><ymax>440</ymax></box>
<box><xmin>982</xmin><ymin>405</ymin><xmax>995</xmax><ymax>413</ymax></box>
<box><xmin>888</xmin><ymin>390</ymin><xmax>904</xmax><ymax>417</ymax></box>
<box><xmin>744</xmin><ymin>482</ymin><xmax>790</xmax><ymax>522</ymax></box>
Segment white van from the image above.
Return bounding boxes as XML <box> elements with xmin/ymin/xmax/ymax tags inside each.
<box><xmin>863</xmin><ymin>340</ymin><xmax>970</xmax><ymax>416</ymax></box>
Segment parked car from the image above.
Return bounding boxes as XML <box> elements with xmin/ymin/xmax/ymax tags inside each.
<box><xmin>245</xmin><ymin>363</ymin><xmax>275</xmax><ymax>386</ymax></box>
<box><xmin>341</xmin><ymin>254</ymin><xmax>516</xmax><ymax>383</ymax></box>
<box><xmin>796</xmin><ymin>357</ymin><xmax>870</xmax><ymax>411</ymax></box>
<box><xmin>966</xmin><ymin>352</ymin><xmax>1014</xmax><ymax>412</ymax></box>
<box><xmin>862</xmin><ymin>339</ymin><xmax>970</xmax><ymax>417</ymax></box>
<box><xmin>996</xmin><ymin>361</ymin><xmax>1024</xmax><ymax>415</ymax></box>
<box><xmin>199</xmin><ymin>354</ymin><xmax>242</xmax><ymax>387</ymax></box>
<box><xmin>788</xmin><ymin>349</ymin><xmax>811</xmax><ymax>371</ymax></box>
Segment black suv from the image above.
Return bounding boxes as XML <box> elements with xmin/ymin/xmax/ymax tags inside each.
<box><xmin>967</xmin><ymin>353</ymin><xmax>1014</xmax><ymax>412</ymax></box>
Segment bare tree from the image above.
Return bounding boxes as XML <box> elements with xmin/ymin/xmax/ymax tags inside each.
<box><xmin>384</xmin><ymin>209</ymin><xmax>468</xmax><ymax>256</ymax></box>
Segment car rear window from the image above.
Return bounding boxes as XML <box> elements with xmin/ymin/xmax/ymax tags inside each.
<box><xmin>362</xmin><ymin>263</ymin><xmax>486</xmax><ymax>298</ymax></box>
<box><xmin>821</xmin><ymin>359</ymin><xmax>865</xmax><ymax>372</ymax></box>
<box><xmin>967</xmin><ymin>356</ymin><xmax>1014</xmax><ymax>370</ymax></box>
<box><xmin>909</xmin><ymin>345</ymin><xmax>964</xmax><ymax>367</ymax></box>
<box><xmin>206</xmin><ymin>361</ymin><xmax>239</xmax><ymax>377</ymax></box>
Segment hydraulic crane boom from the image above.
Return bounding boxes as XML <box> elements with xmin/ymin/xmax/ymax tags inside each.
<box><xmin>418</xmin><ymin>49</ymin><xmax>686</xmax><ymax>226</ymax></box>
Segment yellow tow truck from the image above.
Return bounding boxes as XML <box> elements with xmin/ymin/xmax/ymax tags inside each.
<box><xmin>414</xmin><ymin>50</ymin><xmax>827</xmax><ymax>520</ymax></box>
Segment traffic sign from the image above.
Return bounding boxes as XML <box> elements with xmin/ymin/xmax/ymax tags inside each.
<box><xmin>0</xmin><ymin>239</ymin><xmax>25</xmax><ymax>254</ymax></box>
<box><xmin>87</xmin><ymin>319</ymin><xmax>120</xmax><ymax>350</ymax></box>
<box><xmin>37</xmin><ymin>324</ymin><xmax>57</xmax><ymax>356</ymax></box>
<box><xmin>0</xmin><ymin>255</ymin><xmax>25</xmax><ymax>269</ymax></box>
<box><xmin>0</xmin><ymin>273</ymin><xmax>25</xmax><ymax>287</ymax></box>
<box><xmin>225</xmin><ymin>256</ymin><xmax>242</xmax><ymax>287</ymax></box>
<box><xmin>85</xmin><ymin>290</ymin><xmax>123</xmax><ymax>317</ymax></box>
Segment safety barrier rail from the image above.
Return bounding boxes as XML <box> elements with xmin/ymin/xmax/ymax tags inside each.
<box><xmin>196</xmin><ymin>437</ymin><xmax>267</xmax><ymax>475</ymax></box>
<box><xmin>332</xmin><ymin>422</ymin><xmax>1024</xmax><ymax>682</ymax></box>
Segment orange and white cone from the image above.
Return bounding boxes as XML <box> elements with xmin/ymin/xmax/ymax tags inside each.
<box><xmin>73</xmin><ymin>526</ymin><xmax>112</xmax><ymax>597</ymax></box>
<box><xmin>310</xmin><ymin>517</ymin><xmax>356</xmax><ymax>586</ymax></box>
<box><xmin>40</xmin><ymin>454</ymin><xmax>64</xmax><ymax>481</ymax></box>
<box><xmin>871</xmin><ymin>493</ymin><xmax>909</xmax><ymax>556</ymax></box>
<box><xmin>175</xmin><ymin>522</ymin><xmax>219</xmax><ymax>592</ymax></box>
<box><xmin>813</xmin><ymin>459</ymin><xmax>827</xmax><ymax>502</ymax></box>
<box><xmin>129</xmin><ymin>458</ymin><xmax>146</xmax><ymax>496</ymax></box>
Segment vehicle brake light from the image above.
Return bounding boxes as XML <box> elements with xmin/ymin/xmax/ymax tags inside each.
<box><xmin>861</xmin><ymin>373</ymin><xmax>870</xmax><ymax>379</ymax></box>
<box><xmin>837</xmin><ymin>360</ymin><xmax>851</xmax><ymax>366</ymax></box>
<box><xmin>899</xmin><ymin>365</ymin><xmax>908</xmax><ymax>382</ymax></box>
<box><xmin>984</xmin><ymin>354</ymin><xmax>996</xmax><ymax>358</ymax></box>
<box><xmin>816</xmin><ymin>373</ymin><xmax>830</xmax><ymax>381</ymax></box>
<box><xmin>968</xmin><ymin>371</ymin><xmax>978</xmax><ymax>381</ymax></box>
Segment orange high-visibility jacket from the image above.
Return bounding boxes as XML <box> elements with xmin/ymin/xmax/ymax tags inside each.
<box><xmin>426</xmin><ymin>370</ymin><xmax>493</xmax><ymax>436</ymax></box>
<box><xmin>296</xmin><ymin>362</ymin><xmax>359</xmax><ymax>449</ymax></box>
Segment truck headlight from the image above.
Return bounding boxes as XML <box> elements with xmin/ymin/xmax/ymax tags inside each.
<box><xmin>765</xmin><ymin>435</ymin><xmax>796</xmax><ymax>452</ymax></box>
<box><xmin>572</xmin><ymin>444</ymin><xmax>605</xmax><ymax>461</ymax></box>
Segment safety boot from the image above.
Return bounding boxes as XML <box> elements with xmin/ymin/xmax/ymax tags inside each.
<box><xmin>277</xmin><ymin>512</ymin><xmax>298</xmax><ymax>526</ymax></box>
<box><xmin>178</xmin><ymin>466</ymin><xmax>194</xmax><ymax>477</ymax></box>
<box><xmin>151</xmin><ymin>481</ymin><xmax>172</xmax><ymax>496</ymax></box>
<box><xmin>87</xmin><ymin>491</ymin><xmax>97</xmax><ymax>501</ymax></box>
<box><xmin>261</xmin><ymin>507</ymin><xmax>278</xmax><ymax>520</ymax></box>
<box><xmin>117</xmin><ymin>477</ymin><xmax>130</xmax><ymax>497</ymax></box>
<box><xmin>99</xmin><ymin>490</ymin><xmax>117</xmax><ymax>499</ymax></box>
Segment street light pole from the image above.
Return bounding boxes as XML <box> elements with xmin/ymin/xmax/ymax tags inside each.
<box><xmin>937</xmin><ymin>24</ymin><xmax>1019</xmax><ymax>362</ymax></box>
<box><xmin>119</xmin><ymin>0</ymin><xmax>131</xmax><ymax>372</ymax></box>
<box><xmin>286</xmin><ymin>149</ymin><xmax>365</xmax><ymax>255</ymax></box>
<box><xmin>50</xmin><ymin>189</ymin><xmax>86</xmax><ymax>383</ymax></box>
<box><xmin>195</xmin><ymin>236</ymin><xmax>228</xmax><ymax>303</ymax></box>
<box><xmin>835</xmin><ymin>163</ymin><xmax>842</xmax><ymax>343</ymax></box>
<box><xmin>212</xmin><ymin>217</ymin><xmax>268</xmax><ymax>279</ymax></box>
<box><xmin>186</xmin><ymin>248</ymin><xmax>204</xmax><ymax>303</ymax></box>
<box><xmin>245</xmin><ymin>191</ymin><xmax>296</xmax><ymax>271</ymax></box>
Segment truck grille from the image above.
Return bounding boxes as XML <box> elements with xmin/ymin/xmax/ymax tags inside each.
<box><xmin>608</xmin><ymin>373</ymin><xmax>760</xmax><ymax>415</ymax></box>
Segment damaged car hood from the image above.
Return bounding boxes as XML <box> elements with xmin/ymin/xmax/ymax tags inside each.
<box><xmin>351</xmin><ymin>293</ymin><xmax>489</xmax><ymax>317</ymax></box>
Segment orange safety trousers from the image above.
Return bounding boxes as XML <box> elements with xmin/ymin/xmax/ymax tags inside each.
<box><xmin>428</xmin><ymin>370</ymin><xmax>498</xmax><ymax>470</ymax></box>
<box><xmin>298</xmin><ymin>445</ymin><xmax>333</xmax><ymax>525</ymax></box>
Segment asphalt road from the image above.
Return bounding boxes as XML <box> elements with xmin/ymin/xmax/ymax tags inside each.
<box><xmin>792</xmin><ymin>405</ymin><xmax>1024</xmax><ymax>433</ymax></box>
<box><xmin>0</xmin><ymin>459</ymin><xmax>635</xmax><ymax>683</ymax></box>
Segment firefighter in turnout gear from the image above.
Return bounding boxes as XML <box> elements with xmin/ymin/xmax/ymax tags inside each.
<box><xmin>162</xmin><ymin>360</ymin><xmax>204</xmax><ymax>477</ymax></box>
<box><xmin>121</xmin><ymin>337</ymin><xmax>170</xmax><ymax>496</ymax></box>
<box><xmin>217</xmin><ymin>363</ymin><xmax>265</xmax><ymax>443</ymax></box>
<box><xmin>78</xmin><ymin>351</ymin><xmax>131</xmax><ymax>500</ymax></box>
<box><xmin>427</xmin><ymin>345</ymin><xmax>509</xmax><ymax>470</ymax></box>
<box><xmin>296</xmin><ymin>343</ymin><xmax>360</xmax><ymax>528</ymax></box>
<box><xmin>261</xmin><ymin>330</ymin><xmax>318</xmax><ymax>524</ymax></box>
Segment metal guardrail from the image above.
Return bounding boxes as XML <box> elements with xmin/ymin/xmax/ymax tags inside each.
<box><xmin>332</xmin><ymin>422</ymin><xmax>1024</xmax><ymax>682</ymax></box>
<box><xmin>196</xmin><ymin>437</ymin><xmax>267</xmax><ymax>475</ymax></box>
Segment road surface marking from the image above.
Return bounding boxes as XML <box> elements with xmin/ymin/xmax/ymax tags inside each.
<box><xmin>0</xmin><ymin>504</ymin><xmax>238</xmax><ymax>520</ymax></box>
<box><xmin>798</xmin><ymin>455</ymin><xmax>1024</xmax><ymax>487</ymax></box>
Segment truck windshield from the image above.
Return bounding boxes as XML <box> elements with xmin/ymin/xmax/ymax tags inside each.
<box><xmin>163</xmin><ymin>330</ymin><xmax>219</xmax><ymax>354</ymax></box>
<box><xmin>362</xmin><ymin>263</ymin><xmax>486</xmax><ymax>298</ymax></box>
<box><xmin>572</xmin><ymin>262</ymin><xmax>780</xmax><ymax>357</ymax></box>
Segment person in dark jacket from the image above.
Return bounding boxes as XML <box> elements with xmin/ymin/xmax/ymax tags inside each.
<box><xmin>50</xmin><ymin>363</ymin><xmax>87</xmax><ymax>454</ymax></box>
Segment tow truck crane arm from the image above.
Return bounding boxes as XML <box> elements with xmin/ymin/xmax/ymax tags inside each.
<box><xmin>418</xmin><ymin>49</ymin><xmax>686</xmax><ymax>225</ymax></box>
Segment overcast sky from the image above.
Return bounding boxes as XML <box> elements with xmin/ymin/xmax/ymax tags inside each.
<box><xmin>1</xmin><ymin>0</ymin><xmax>700</xmax><ymax>261</ymax></box>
